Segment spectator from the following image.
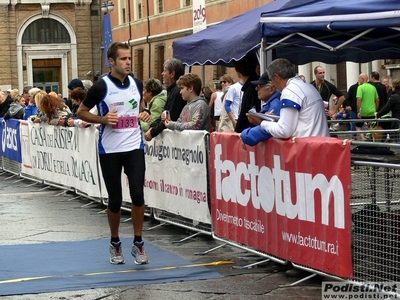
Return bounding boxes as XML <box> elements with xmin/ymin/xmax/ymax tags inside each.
<box><xmin>4</xmin><ymin>94</ymin><xmax>25</xmax><ymax>120</ymax></box>
<box><xmin>209</xmin><ymin>83</ymin><xmax>223</xmax><ymax>131</ymax></box>
<box><xmin>67</xmin><ymin>78</ymin><xmax>85</xmax><ymax>110</ymax></box>
<box><xmin>222</xmin><ymin>80</ymin><xmax>243</xmax><ymax>132</ymax></box>
<box><xmin>67</xmin><ymin>87</ymin><xmax>92</xmax><ymax>128</ymax></box>
<box><xmin>24</xmin><ymin>87</ymin><xmax>41</xmax><ymax>120</ymax></box>
<box><xmin>310</xmin><ymin>66</ymin><xmax>345</xmax><ymax>117</ymax></box>
<box><xmin>370</xmin><ymin>71</ymin><xmax>387</xmax><ymax>111</ymax></box>
<box><xmin>202</xmin><ymin>86</ymin><xmax>212</xmax><ymax>105</ymax></box>
<box><xmin>233</xmin><ymin>53</ymin><xmax>260</xmax><ymax>133</ymax></box>
<box><xmin>251</xmin><ymin>72</ymin><xmax>281</xmax><ymax>115</ymax></box>
<box><xmin>375</xmin><ymin>78</ymin><xmax>400</xmax><ymax>141</ymax></box>
<box><xmin>356</xmin><ymin>73</ymin><xmax>379</xmax><ymax>141</ymax></box>
<box><xmin>82</xmin><ymin>79</ymin><xmax>93</xmax><ymax>91</ymax></box>
<box><xmin>382</xmin><ymin>76</ymin><xmax>392</xmax><ymax>98</ymax></box>
<box><xmin>22</xmin><ymin>86</ymin><xmax>33</xmax><ymax>106</ymax></box>
<box><xmin>145</xmin><ymin>58</ymin><xmax>186</xmax><ymax>141</ymax></box>
<box><xmin>163</xmin><ymin>73</ymin><xmax>210</xmax><ymax>131</ymax></box>
<box><xmin>240</xmin><ymin>58</ymin><xmax>329</xmax><ymax>147</ymax></box>
<box><xmin>342</xmin><ymin>82</ymin><xmax>359</xmax><ymax>139</ymax></box>
<box><xmin>218</xmin><ymin>74</ymin><xmax>236</xmax><ymax>132</ymax></box>
<box><xmin>37</xmin><ymin>94</ymin><xmax>72</xmax><ymax>126</ymax></box>
<box><xmin>0</xmin><ymin>91</ymin><xmax>13</xmax><ymax>117</ymax></box>
<box><xmin>139</xmin><ymin>78</ymin><xmax>167</xmax><ymax>132</ymax></box>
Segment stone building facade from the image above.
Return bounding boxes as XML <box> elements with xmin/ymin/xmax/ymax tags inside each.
<box><xmin>0</xmin><ymin>0</ymin><xmax>102</xmax><ymax>97</ymax></box>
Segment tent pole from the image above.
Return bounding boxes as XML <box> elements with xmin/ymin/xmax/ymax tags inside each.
<box><xmin>260</xmin><ymin>37</ymin><xmax>267</xmax><ymax>74</ymax></box>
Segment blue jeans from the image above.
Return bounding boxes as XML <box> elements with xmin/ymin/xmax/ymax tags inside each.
<box><xmin>348</xmin><ymin>110</ymin><xmax>357</xmax><ymax>137</ymax></box>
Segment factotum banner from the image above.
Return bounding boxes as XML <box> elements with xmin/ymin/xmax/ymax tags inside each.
<box><xmin>210</xmin><ymin>133</ymin><xmax>353</xmax><ymax>278</ymax></box>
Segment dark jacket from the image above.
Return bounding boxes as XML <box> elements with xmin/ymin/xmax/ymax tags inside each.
<box><xmin>0</xmin><ymin>97</ymin><xmax>13</xmax><ymax>117</ymax></box>
<box><xmin>376</xmin><ymin>89</ymin><xmax>400</xmax><ymax>128</ymax></box>
<box><xmin>235</xmin><ymin>74</ymin><xmax>260</xmax><ymax>133</ymax></box>
<box><xmin>150</xmin><ymin>82</ymin><xmax>185</xmax><ymax>138</ymax></box>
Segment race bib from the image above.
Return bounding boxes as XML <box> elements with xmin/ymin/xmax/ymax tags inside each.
<box><xmin>112</xmin><ymin>116</ymin><xmax>138</xmax><ymax>132</ymax></box>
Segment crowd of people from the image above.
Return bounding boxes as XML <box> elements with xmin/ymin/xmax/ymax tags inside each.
<box><xmin>3</xmin><ymin>40</ymin><xmax>400</xmax><ymax>278</ymax></box>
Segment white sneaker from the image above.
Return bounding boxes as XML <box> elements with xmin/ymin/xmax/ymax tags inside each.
<box><xmin>109</xmin><ymin>241</ymin><xmax>125</xmax><ymax>264</ymax></box>
<box><xmin>131</xmin><ymin>241</ymin><xmax>149</xmax><ymax>264</ymax></box>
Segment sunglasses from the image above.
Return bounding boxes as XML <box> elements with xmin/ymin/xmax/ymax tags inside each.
<box><xmin>220</xmin><ymin>80</ymin><xmax>227</xmax><ymax>84</ymax></box>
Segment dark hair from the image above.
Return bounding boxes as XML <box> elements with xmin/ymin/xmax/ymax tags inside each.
<box><xmin>215</xmin><ymin>83</ymin><xmax>222</xmax><ymax>90</ymax></box>
<box><xmin>267</xmin><ymin>58</ymin><xmax>296</xmax><ymax>80</ymax></box>
<box><xmin>371</xmin><ymin>71</ymin><xmax>380</xmax><ymax>81</ymax></box>
<box><xmin>164</xmin><ymin>58</ymin><xmax>185</xmax><ymax>81</ymax></box>
<box><xmin>107</xmin><ymin>42</ymin><xmax>130</xmax><ymax>62</ymax></box>
<box><xmin>70</xmin><ymin>87</ymin><xmax>87</xmax><ymax>103</ymax></box>
<box><xmin>233</xmin><ymin>53</ymin><xmax>258</xmax><ymax>77</ymax></box>
<box><xmin>177</xmin><ymin>73</ymin><xmax>202</xmax><ymax>96</ymax></box>
<box><xmin>314</xmin><ymin>66</ymin><xmax>323</xmax><ymax>75</ymax></box>
<box><xmin>144</xmin><ymin>78</ymin><xmax>163</xmax><ymax>96</ymax></box>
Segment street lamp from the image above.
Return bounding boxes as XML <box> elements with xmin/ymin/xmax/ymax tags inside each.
<box><xmin>101</xmin><ymin>0</ymin><xmax>115</xmax><ymax>14</ymax></box>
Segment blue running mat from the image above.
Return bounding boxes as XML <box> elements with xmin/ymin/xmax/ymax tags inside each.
<box><xmin>0</xmin><ymin>238</ymin><xmax>223</xmax><ymax>296</ymax></box>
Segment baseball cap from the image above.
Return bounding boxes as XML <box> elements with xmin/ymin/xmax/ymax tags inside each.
<box><xmin>7</xmin><ymin>89</ymin><xmax>12</xmax><ymax>92</ymax></box>
<box><xmin>251</xmin><ymin>72</ymin><xmax>271</xmax><ymax>85</ymax></box>
<box><xmin>68</xmin><ymin>78</ymin><xmax>84</xmax><ymax>90</ymax></box>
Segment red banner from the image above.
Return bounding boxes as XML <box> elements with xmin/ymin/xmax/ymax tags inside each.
<box><xmin>210</xmin><ymin>133</ymin><xmax>353</xmax><ymax>278</ymax></box>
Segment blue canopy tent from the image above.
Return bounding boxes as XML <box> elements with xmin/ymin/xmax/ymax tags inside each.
<box><xmin>173</xmin><ymin>0</ymin><xmax>304</xmax><ymax>66</ymax></box>
<box><xmin>259</xmin><ymin>0</ymin><xmax>400</xmax><ymax>64</ymax></box>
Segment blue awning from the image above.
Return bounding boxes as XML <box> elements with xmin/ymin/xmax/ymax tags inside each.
<box><xmin>172</xmin><ymin>0</ymin><xmax>297</xmax><ymax>66</ymax></box>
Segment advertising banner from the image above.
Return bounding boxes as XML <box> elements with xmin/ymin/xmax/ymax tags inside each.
<box><xmin>210</xmin><ymin>133</ymin><xmax>353</xmax><ymax>278</ymax></box>
<box><xmin>20</xmin><ymin>123</ymin><xmax>102</xmax><ymax>198</ymax></box>
<box><xmin>0</xmin><ymin>119</ymin><xmax>22</xmax><ymax>163</ymax></box>
<box><xmin>143</xmin><ymin>130</ymin><xmax>210</xmax><ymax>224</ymax></box>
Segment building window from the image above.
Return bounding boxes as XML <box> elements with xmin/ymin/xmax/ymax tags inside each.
<box><xmin>135</xmin><ymin>0</ymin><xmax>142</xmax><ymax>20</ymax></box>
<box><xmin>119</xmin><ymin>0</ymin><xmax>126</xmax><ymax>24</ymax></box>
<box><xmin>155</xmin><ymin>44</ymin><xmax>165</xmax><ymax>81</ymax></box>
<box><xmin>122</xmin><ymin>8</ymin><xmax>126</xmax><ymax>24</ymax></box>
<box><xmin>22</xmin><ymin>19</ymin><xmax>70</xmax><ymax>44</ymax></box>
<box><xmin>214</xmin><ymin>65</ymin><xmax>226</xmax><ymax>80</ymax></box>
<box><xmin>183</xmin><ymin>0</ymin><xmax>192</xmax><ymax>7</ymax></box>
<box><xmin>135</xmin><ymin>49</ymin><xmax>144</xmax><ymax>81</ymax></box>
<box><xmin>155</xmin><ymin>0</ymin><xmax>163</xmax><ymax>14</ymax></box>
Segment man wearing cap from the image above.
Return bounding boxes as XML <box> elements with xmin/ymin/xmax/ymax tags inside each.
<box><xmin>252</xmin><ymin>72</ymin><xmax>281</xmax><ymax>115</ymax></box>
<box><xmin>67</xmin><ymin>78</ymin><xmax>84</xmax><ymax>110</ymax></box>
<box><xmin>240</xmin><ymin>58</ymin><xmax>329</xmax><ymax>147</ymax></box>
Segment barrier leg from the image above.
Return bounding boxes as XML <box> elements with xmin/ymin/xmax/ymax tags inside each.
<box><xmin>281</xmin><ymin>273</ymin><xmax>317</xmax><ymax>287</ymax></box>
<box><xmin>5</xmin><ymin>174</ymin><xmax>17</xmax><ymax>180</ymax></box>
<box><xmin>231</xmin><ymin>258</ymin><xmax>270</xmax><ymax>269</ymax></box>
<box><xmin>121</xmin><ymin>217</ymin><xmax>132</xmax><ymax>223</ymax></box>
<box><xmin>65</xmin><ymin>195</ymin><xmax>81</xmax><ymax>202</ymax></box>
<box><xmin>79</xmin><ymin>201</ymin><xmax>96</xmax><ymax>208</ymax></box>
<box><xmin>12</xmin><ymin>178</ymin><xmax>25</xmax><ymax>184</ymax></box>
<box><xmin>194</xmin><ymin>243</ymin><xmax>227</xmax><ymax>255</ymax></box>
<box><xmin>144</xmin><ymin>222</ymin><xmax>166</xmax><ymax>231</ymax></box>
<box><xmin>171</xmin><ymin>231</ymin><xmax>201</xmax><ymax>244</ymax></box>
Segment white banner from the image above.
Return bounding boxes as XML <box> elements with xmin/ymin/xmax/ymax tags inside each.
<box><xmin>193</xmin><ymin>0</ymin><xmax>207</xmax><ymax>33</ymax></box>
<box><xmin>20</xmin><ymin>122</ymin><xmax>103</xmax><ymax>198</ymax></box>
<box><xmin>142</xmin><ymin>130</ymin><xmax>210</xmax><ymax>224</ymax></box>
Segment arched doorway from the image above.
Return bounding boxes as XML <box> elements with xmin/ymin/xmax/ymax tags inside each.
<box><xmin>17</xmin><ymin>14</ymin><xmax>78</xmax><ymax>97</ymax></box>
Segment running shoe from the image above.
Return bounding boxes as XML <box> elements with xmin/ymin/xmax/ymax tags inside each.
<box><xmin>109</xmin><ymin>241</ymin><xmax>125</xmax><ymax>264</ymax></box>
<box><xmin>131</xmin><ymin>241</ymin><xmax>149</xmax><ymax>264</ymax></box>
